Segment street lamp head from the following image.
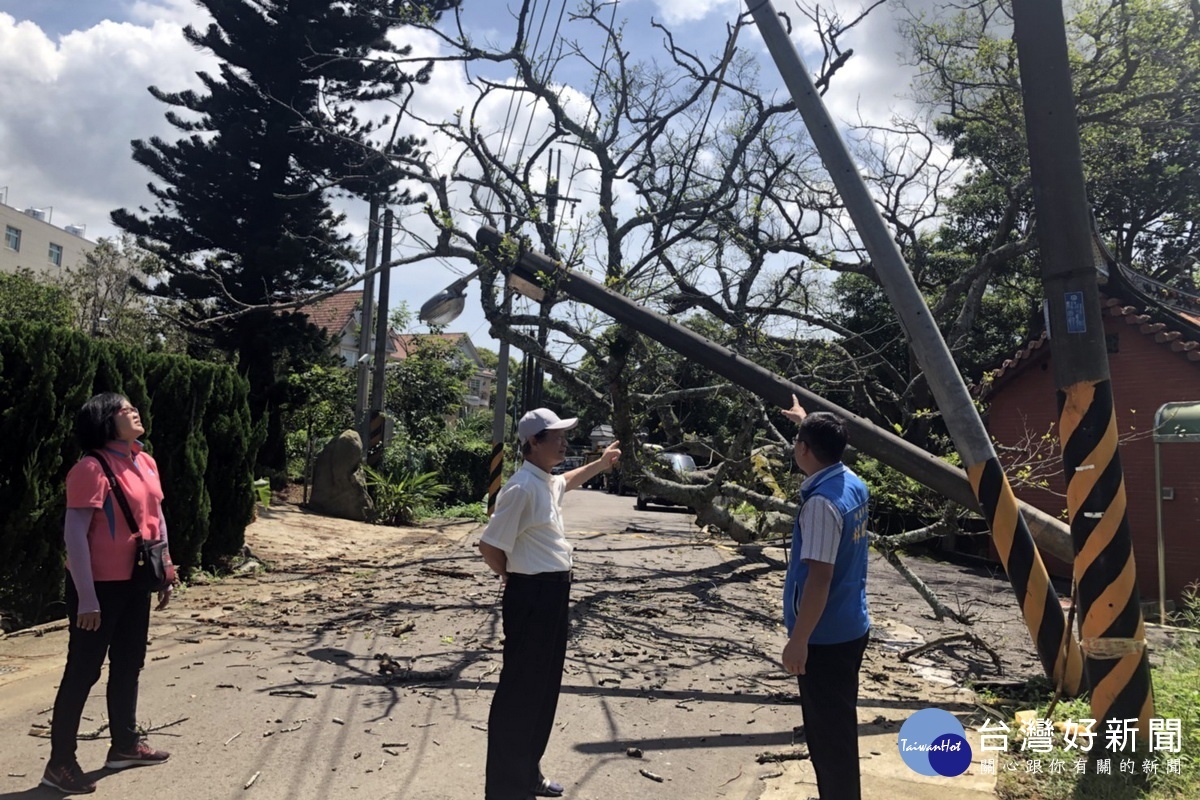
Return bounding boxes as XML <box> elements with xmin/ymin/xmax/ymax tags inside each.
<box><xmin>419</xmin><ymin>280</ymin><xmax>468</xmax><ymax>326</ymax></box>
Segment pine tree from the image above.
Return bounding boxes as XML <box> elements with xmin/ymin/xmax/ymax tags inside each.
<box><xmin>113</xmin><ymin>0</ymin><xmax>454</xmax><ymax>472</ymax></box>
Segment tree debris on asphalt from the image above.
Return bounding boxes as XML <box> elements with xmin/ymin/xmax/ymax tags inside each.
<box><xmin>419</xmin><ymin>565</ymin><xmax>473</xmax><ymax>580</ymax></box>
<box><xmin>755</xmin><ymin>747</ymin><xmax>810</xmax><ymax>764</ymax></box>
<box><xmin>900</xmin><ymin>631</ymin><xmax>1003</xmax><ymax>672</ymax></box>
<box><xmin>375</xmin><ymin>652</ymin><xmax>463</xmax><ymax>683</ymax></box>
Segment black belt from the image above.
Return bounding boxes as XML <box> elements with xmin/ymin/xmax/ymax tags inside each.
<box><xmin>510</xmin><ymin>570</ymin><xmax>572</xmax><ymax>583</ymax></box>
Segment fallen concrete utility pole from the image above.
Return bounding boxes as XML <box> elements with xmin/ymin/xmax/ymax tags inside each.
<box><xmin>480</xmin><ymin>222</ymin><xmax>1082</xmax><ymax>692</ymax></box>
<box><xmin>740</xmin><ymin>0</ymin><xmax>1082</xmax><ymax>693</ymax></box>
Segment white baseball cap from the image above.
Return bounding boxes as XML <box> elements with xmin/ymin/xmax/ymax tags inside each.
<box><xmin>517</xmin><ymin>408</ymin><xmax>578</xmax><ymax>445</ymax></box>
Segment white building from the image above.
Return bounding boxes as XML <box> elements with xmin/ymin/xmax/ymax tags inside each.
<box><xmin>0</xmin><ymin>195</ymin><xmax>95</xmax><ymax>277</ymax></box>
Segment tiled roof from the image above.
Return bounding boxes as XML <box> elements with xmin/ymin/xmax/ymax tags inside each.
<box><xmin>978</xmin><ymin>292</ymin><xmax>1200</xmax><ymax>398</ymax></box>
<box><xmin>389</xmin><ymin>332</ymin><xmax>467</xmax><ymax>361</ymax></box>
<box><xmin>294</xmin><ymin>292</ymin><xmax>361</xmax><ymax>336</ymax></box>
<box><xmin>1099</xmin><ymin>295</ymin><xmax>1200</xmax><ymax>362</ymax></box>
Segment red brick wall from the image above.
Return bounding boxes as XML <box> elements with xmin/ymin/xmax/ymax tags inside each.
<box><xmin>986</xmin><ymin>314</ymin><xmax>1200</xmax><ymax>607</ymax></box>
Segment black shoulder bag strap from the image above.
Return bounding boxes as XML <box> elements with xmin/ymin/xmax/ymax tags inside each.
<box><xmin>87</xmin><ymin>451</ymin><xmax>142</xmax><ymax>538</ymax></box>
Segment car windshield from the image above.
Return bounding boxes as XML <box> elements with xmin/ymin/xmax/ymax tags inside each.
<box><xmin>663</xmin><ymin>453</ymin><xmax>696</xmax><ymax>473</ymax></box>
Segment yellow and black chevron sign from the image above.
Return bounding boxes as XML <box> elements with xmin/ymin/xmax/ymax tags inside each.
<box><xmin>486</xmin><ymin>441</ymin><xmax>505</xmax><ymax>517</ymax></box>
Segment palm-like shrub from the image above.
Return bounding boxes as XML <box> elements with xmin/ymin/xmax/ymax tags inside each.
<box><xmin>362</xmin><ymin>467</ymin><xmax>450</xmax><ymax>526</ymax></box>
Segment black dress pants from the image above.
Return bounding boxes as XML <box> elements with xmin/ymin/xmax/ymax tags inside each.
<box><xmin>50</xmin><ymin>578</ymin><xmax>151</xmax><ymax>765</ymax></box>
<box><xmin>796</xmin><ymin>631</ymin><xmax>870</xmax><ymax>800</ymax></box>
<box><xmin>485</xmin><ymin>573</ymin><xmax>571</xmax><ymax>800</ymax></box>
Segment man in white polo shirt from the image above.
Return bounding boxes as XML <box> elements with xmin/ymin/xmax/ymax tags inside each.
<box><xmin>479</xmin><ymin>408</ymin><xmax>621</xmax><ymax>800</ymax></box>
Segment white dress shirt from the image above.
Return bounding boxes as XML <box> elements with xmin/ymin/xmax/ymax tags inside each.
<box><xmin>797</xmin><ymin>464</ymin><xmax>845</xmax><ymax>565</ymax></box>
<box><xmin>479</xmin><ymin>461</ymin><xmax>572</xmax><ymax>574</ymax></box>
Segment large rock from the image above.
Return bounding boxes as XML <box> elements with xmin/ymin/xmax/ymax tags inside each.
<box><xmin>309</xmin><ymin>430</ymin><xmax>373</xmax><ymax>522</ymax></box>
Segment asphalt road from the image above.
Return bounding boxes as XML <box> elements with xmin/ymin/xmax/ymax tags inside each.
<box><xmin>0</xmin><ymin>488</ymin><xmax>999</xmax><ymax>800</ymax></box>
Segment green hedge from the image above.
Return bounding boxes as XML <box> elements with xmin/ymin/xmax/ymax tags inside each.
<box><xmin>0</xmin><ymin>322</ymin><xmax>260</xmax><ymax>624</ymax></box>
<box><xmin>422</xmin><ymin>433</ymin><xmax>492</xmax><ymax>506</ymax></box>
<box><xmin>200</xmin><ymin>363</ymin><xmax>262</xmax><ymax>565</ymax></box>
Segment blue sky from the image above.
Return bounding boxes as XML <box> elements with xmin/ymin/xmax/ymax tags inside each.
<box><xmin>0</xmin><ymin>0</ymin><xmax>936</xmax><ymax>352</ymax></box>
<box><xmin>0</xmin><ymin>0</ymin><xmax>116</xmax><ymax>35</ymax></box>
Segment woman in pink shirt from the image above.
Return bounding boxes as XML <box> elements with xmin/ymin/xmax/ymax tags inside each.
<box><xmin>41</xmin><ymin>393</ymin><xmax>174</xmax><ymax>795</ymax></box>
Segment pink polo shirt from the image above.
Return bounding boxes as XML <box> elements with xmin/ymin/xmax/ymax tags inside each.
<box><xmin>65</xmin><ymin>444</ymin><xmax>165</xmax><ymax>582</ymax></box>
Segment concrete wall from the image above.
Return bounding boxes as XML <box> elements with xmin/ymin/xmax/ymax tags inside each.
<box><xmin>0</xmin><ymin>202</ymin><xmax>94</xmax><ymax>278</ymax></box>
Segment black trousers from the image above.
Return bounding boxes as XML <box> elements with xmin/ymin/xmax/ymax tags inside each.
<box><xmin>796</xmin><ymin>631</ymin><xmax>870</xmax><ymax>800</ymax></box>
<box><xmin>485</xmin><ymin>573</ymin><xmax>571</xmax><ymax>800</ymax></box>
<box><xmin>50</xmin><ymin>578</ymin><xmax>151</xmax><ymax>765</ymax></box>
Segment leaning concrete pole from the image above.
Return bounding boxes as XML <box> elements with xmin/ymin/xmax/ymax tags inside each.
<box><xmin>744</xmin><ymin>0</ymin><xmax>1083</xmax><ymax>691</ymax></box>
<box><xmin>1011</xmin><ymin>0</ymin><xmax>1153</xmax><ymax>740</ymax></box>
<box><xmin>484</xmin><ymin>223</ymin><xmax>1082</xmax><ymax>691</ymax></box>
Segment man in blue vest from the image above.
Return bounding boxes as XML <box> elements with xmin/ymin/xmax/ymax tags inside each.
<box><xmin>781</xmin><ymin>395</ymin><xmax>871</xmax><ymax>800</ymax></box>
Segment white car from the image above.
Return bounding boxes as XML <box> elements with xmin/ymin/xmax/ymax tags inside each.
<box><xmin>636</xmin><ymin>452</ymin><xmax>697</xmax><ymax>510</ymax></box>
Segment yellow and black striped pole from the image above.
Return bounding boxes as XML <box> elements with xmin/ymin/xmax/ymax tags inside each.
<box><xmin>735</xmin><ymin>2</ymin><xmax>1088</xmax><ymax>694</ymax></box>
<box><xmin>1013</xmin><ymin>0</ymin><xmax>1153</xmax><ymax>744</ymax></box>
<box><xmin>969</xmin><ymin>459</ymin><xmax>1084</xmax><ymax>692</ymax></box>
<box><xmin>1059</xmin><ymin>381</ymin><xmax>1152</xmax><ymax>730</ymax></box>
<box><xmin>486</xmin><ymin>440</ymin><xmax>504</xmax><ymax>516</ymax></box>
<box><xmin>365</xmin><ymin>410</ymin><xmax>386</xmax><ymax>469</ymax></box>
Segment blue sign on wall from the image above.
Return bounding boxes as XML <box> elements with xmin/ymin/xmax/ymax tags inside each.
<box><xmin>1065</xmin><ymin>291</ymin><xmax>1086</xmax><ymax>334</ymax></box>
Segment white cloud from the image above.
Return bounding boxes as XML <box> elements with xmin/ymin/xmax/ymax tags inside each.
<box><xmin>127</xmin><ymin>0</ymin><xmax>212</xmax><ymax>29</ymax></box>
<box><xmin>0</xmin><ymin>0</ymin><xmax>958</xmax><ymax>355</ymax></box>
<box><xmin>0</xmin><ymin>5</ymin><xmax>502</xmax><ymax>345</ymax></box>
<box><xmin>620</xmin><ymin>0</ymin><xmax>946</xmax><ymax>133</ymax></box>
<box><xmin>647</xmin><ymin>0</ymin><xmax>741</xmax><ymax>26</ymax></box>
<box><xmin>0</xmin><ymin>11</ymin><xmax>214</xmax><ymax>234</ymax></box>
<box><xmin>797</xmin><ymin>0</ymin><xmax>940</xmax><ymax>127</ymax></box>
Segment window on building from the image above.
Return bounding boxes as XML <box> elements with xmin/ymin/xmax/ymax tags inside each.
<box><xmin>469</xmin><ymin>378</ymin><xmax>482</xmax><ymax>394</ymax></box>
<box><xmin>48</xmin><ymin>242</ymin><xmax>63</xmax><ymax>267</ymax></box>
<box><xmin>4</xmin><ymin>225</ymin><xmax>20</xmax><ymax>252</ymax></box>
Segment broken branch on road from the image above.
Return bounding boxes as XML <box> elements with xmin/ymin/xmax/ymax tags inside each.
<box><xmin>900</xmin><ymin>632</ymin><xmax>1002</xmax><ymax>672</ymax></box>
<box><xmin>755</xmin><ymin>747</ymin><xmax>810</xmax><ymax>764</ymax></box>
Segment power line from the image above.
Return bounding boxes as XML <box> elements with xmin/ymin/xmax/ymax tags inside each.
<box><xmin>487</xmin><ymin>0</ymin><xmax>542</xmax><ymax>215</ymax></box>
<box><xmin>488</xmin><ymin>0</ymin><xmax>560</xmax><ymax>216</ymax></box>
<box><xmin>513</xmin><ymin>0</ymin><xmax>570</xmax><ymax>171</ymax></box>
<box><xmin>554</xmin><ymin>0</ymin><xmax>620</xmax><ymax>254</ymax></box>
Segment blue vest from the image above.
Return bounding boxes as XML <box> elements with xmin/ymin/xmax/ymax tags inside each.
<box><xmin>783</xmin><ymin>463</ymin><xmax>870</xmax><ymax>645</ymax></box>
